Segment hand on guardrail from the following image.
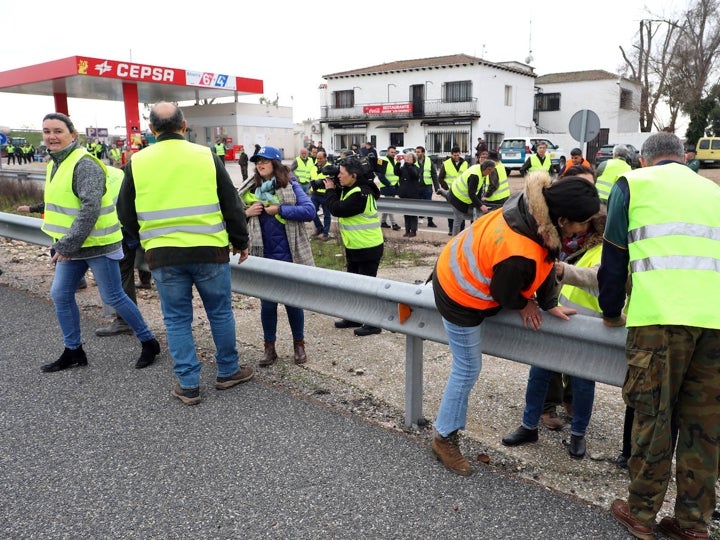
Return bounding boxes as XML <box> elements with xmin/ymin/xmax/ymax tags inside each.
<box><xmin>233</xmin><ymin>247</ymin><xmax>249</xmax><ymax>263</ymax></box>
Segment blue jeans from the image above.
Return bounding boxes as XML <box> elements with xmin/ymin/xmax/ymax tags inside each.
<box><xmin>260</xmin><ymin>300</ymin><xmax>304</xmax><ymax>342</ymax></box>
<box><xmin>51</xmin><ymin>256</ymin><xmax>155</xmax><ymax>349</ymax></box>
<box><xmin>434</xmin><ymin>318</ymin><xmax>483</xmax><ymax>437</ymax></box>
<box><xmin>522</xmin><ymin>366</ymin><xmax>596</xmax><ymax>436</ymax></box>
<box><xmin>152</xmin><ymin>263</ymin><xmax>238</xmax><ymax>389</ymax></box>
<box><xmin>311</xmin><ymin>192</ymin><xmax>331</xmax><ymax>235</ymax></box>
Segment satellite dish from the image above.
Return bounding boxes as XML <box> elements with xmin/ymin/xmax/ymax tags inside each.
<box><xmin>525</xmin><ymin>53</ymin><xmax>534</xmax><ymax>64</ymax></box>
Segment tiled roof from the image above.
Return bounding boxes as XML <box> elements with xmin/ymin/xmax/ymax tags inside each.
<box><xmin>322</xmin><ymin>54</ymin><xmax>535</xmax><ymax>79</ymax></box>
<box><xmin>535</xmin><ymin>70</ymin><xmax>626</xmax><ymax>84</ymax></box>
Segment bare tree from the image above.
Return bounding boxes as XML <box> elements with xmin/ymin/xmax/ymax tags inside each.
<box><xmin>620</xmin><ymin>18</ymin><xmax>680</xmax><ymax>132</ymax></box>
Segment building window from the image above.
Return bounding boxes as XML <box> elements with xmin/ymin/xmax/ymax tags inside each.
<box><xmin>484</xmin><ymin>132</ymin><xmax>503</xmax><ymax>152</ymax></box>
<box><xmin>427</xmin><ymin>131</ymin><xmax>470</xmax><ymax>154</ymax></box>
<box><xmin>535</xmin><ymin>92</ymin><xmax>560</xmax><ymax>112</ymax></box>
<box><xmin>504</xmin><ymin>86</ymin><xmax>512</xmax><ymax>106</ymax></box>
<box><xmin>333</xmin><ymin>90</ymin><xmax>355</xmax><ymax>109</ymax></box>
<box><xmin>443</xmin><ymin>81</ymin><xmax>472</xmax><ymax>103</ymax></box>
<box><xmin>620</xmin><ymin>88</ymin><xmax>633</xmax><ymax>110</ymax></box>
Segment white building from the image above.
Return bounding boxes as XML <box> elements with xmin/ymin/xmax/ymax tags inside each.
<box><xmin>534</xmin><ymin>70</ymin><xmax>643</xmax><ymax>154</ymax></box>
<box><xmin>318</xmin><ymin>54</ymin><xmax>537</xmax><ymax>158</ymax></box>
<box><xmin>181</xmin><ymin>101</ymin><xmax>295</xmax><ymax>160</ymax></box>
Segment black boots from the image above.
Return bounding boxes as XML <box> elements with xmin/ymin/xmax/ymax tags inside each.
<box><xmin>501</xmin><ymin>425</ymin><xmax>539</xmax><ymax>446</ymax></box>
<box><xmin>136</xmin><ymin>338</ymin><xmax>161</xmax><ymax>369</ymax></box>
<box><xmin>41</xmin><ymin>347</ymin><xmax>88</xmax><ymax>373</ymax></box>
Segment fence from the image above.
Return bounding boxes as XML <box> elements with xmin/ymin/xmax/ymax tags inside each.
<box><xmin>0</xmin><ymin>211</ymin><xmax>628</xmax><ymax>427</ymax></box>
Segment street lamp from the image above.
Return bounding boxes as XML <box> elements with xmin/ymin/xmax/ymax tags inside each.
<box><xmin>387</xmin><ymin>83</ymin><xmax>396</xmax><ymax>102</ymax></box>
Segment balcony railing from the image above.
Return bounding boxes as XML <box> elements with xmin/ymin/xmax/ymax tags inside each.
<box><xmin>320</xmin><ymin>98</ymin><xmax>480</xmax><ymax>122</ymax></box>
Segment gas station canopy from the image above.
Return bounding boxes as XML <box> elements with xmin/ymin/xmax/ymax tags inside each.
<box><xmin>0</xmin><ymin>55</ymin><xmax>264</xmax><ymax>144</ymax></box>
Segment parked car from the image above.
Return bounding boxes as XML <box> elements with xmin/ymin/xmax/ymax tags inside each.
<box><xmin>594</xmin><ymin>143</ymin><xmax>641</xmax><ymax>168</ymax></box>
<box><xmin>379</xmin><ymin>146</ymin><xmax>416</xmax><ymax>162</ymax></box>
<box><xmin>696</xmin><ymin>136</ymin><xmax>720</xmax><ymax>167</ymax></box>
<box><xmin>498</xmin><ymin>137</ymin><xmax>568</xmax><ymax>173</ymax></box>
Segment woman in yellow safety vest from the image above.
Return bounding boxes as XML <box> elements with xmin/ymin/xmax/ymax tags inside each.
<box><xmin>324</xmin><ymin>155</ymin><xmax>385</xmax><ymax>337</ymax></box>
<box><xmin>38</xmin><ymin>112</ymin><xmax>160</xmax><ymax>373</ymax></box>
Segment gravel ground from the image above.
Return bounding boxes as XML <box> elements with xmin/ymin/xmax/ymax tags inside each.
<box><xmin>3</xmin><ymin>165</ymin><xmax>720</xmax><ymax>535</ymax></box>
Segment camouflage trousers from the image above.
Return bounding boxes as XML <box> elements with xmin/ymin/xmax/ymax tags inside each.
<box><xmin>623</xmin><ymin>325</ymin><xmax>720</xmax><ymax>530</ymax></box>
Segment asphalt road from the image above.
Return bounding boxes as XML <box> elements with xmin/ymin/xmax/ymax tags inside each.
<box><xmin>0</xmin><ymin>285</ymin><xmax>639</xmax><ymax>539</ymax></box>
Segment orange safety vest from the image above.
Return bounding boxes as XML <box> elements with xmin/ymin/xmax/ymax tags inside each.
<box><xmin>436</xmin><ymin>209</ymin><xmax>553</xmax><ymax>309</ymax></box>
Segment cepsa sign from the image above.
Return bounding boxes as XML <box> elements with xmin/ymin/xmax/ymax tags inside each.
<box><xmin>78</xmin><ymin>57</ymin><xmax>177</xmax><ymax>83</ymax></box>
<box><xmin>76</xmin><ymin>57</ymin><xmax>237</xmax><ymax>90</ymax></box>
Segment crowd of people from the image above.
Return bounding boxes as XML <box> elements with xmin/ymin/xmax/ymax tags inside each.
<box><xmin>19</xmin><ymin>108</ymin><xmax>719</xmax><ymax>540</ymax></box>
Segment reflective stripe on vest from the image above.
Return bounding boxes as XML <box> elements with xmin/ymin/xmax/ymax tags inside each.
<box><xmin>41</xmin><ymin>148</ymin><xmax>123</xmax><ymax>246</ymax></box>
<box><xmin>383</xmin><ymin>158</ymin><xmax>399</xmax><ymax>186</ymax></box>
<box><xmin>294</xmin><ymin>157</ymin><xmax>313</xmax><ymax>184</ymax></box>
<box><xmin>416</xmin><ymin>158</ymin><xmax>433</xmax><ymax>185</ymax></box>
<box><xmin>442</xmin><ymin>159</ymin><xmax>467</xmax><ymax>187</ymax></box>
<box><xmin>625</xmin><ymin>162</ymin><xmax>720</xmax><ymax>328</ymax></box>
<box><xmin>596</xmin><ymin>158</ymin><xmax>631</xmax><ymax>201</ymax></box>
<box><xmin>338</xmin><ymin>186</ymin><xmax>383</xmax><ymax>249</ymax></box>
<box><xmin>451</xmin><ymin>164</ymin><xmax>484</xmax><ymax>204</ymax></box>
<box><xmin>132</xmin><ymin>140</ymin><xmax>228</xmax><ymax>250</ymax></box>
<box><xmin>529</xmin><ymin>154</ymin><xmax>552</xmax><ymax>171</ymax></box>
<box><xmin>436</xmin><ymin>209</ymin><xmax>553</xmax><ymax>310</ymax></box>
<box><xmin>558</xmin><ymin>244</ymin><xmax>602</xmax><ymax>317</ymax></box>
<box><xmin>486</xmin><ymin>162</ymin><xmax>510</xmax><ymax>201</ymax></box>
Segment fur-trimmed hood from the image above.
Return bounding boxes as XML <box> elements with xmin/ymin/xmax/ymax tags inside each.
<box><xmin>502</xmin><ymin>171</ymin><xmax>561</xmax><ymax>261</ymax></box>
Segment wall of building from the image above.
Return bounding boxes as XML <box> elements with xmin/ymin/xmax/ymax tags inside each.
<box><xmin>181</xmin><ymin>101</ymin><xmax>295</xmax><ymax>158</ymax></box>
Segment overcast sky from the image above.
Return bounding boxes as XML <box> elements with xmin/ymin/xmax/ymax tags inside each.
<box><xmin>0</xmin><ymin>0</ymin><xmax>684</xmax><ymax>133</ymax></box>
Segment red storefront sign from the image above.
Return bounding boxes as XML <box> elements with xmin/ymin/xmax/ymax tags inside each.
<box><xmin>362</xmin><ymin>103</ymin><xmax>413</xmax><ymax>115</ymax></box>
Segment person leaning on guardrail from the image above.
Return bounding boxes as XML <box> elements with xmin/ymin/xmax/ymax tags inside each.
<box><xmin>429</xmin><ymin>171</ymin><xmax>601</xmax><ymax>477</ymax></box>
<box><xmin>38</xmin><ymin>112</ymin><xmax>160</xmax><ymax>374</ymax></box>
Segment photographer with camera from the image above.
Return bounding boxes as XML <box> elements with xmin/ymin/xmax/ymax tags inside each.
<box><xmin>324</xmin><ymin>156</ymin><xmax>384</xmax><ymax>337</ymax></box>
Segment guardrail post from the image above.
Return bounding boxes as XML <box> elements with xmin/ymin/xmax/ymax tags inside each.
<box><xmin>405</xmin><ymin>335</ymin><xmax>424</xmax><ymax>428</ymax></box>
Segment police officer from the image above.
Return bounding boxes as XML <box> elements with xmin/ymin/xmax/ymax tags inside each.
<box><xmin>6</xmin><ymin>142</ymin><xmax>15</xmax><ymax>165</ymax></box>
<box><xmin>599</xmin><ymin>132</ymin><xmax>720</xmax><ymax>540</ymax></box>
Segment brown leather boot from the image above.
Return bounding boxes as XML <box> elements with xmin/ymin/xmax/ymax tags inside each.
<box><xmin>431</xmin><ymin>430</ymin><xmax>472</xmax><ymax>476</ymax></box>
<box><xmin>259</xmin><ymin>341</ymin><xmax>277</xmax><ymax>367</ymax></box>
<box><xmin>293</xmin><ymin>339</ymin><xmax>307</xmax><ymax>365</ymax></box>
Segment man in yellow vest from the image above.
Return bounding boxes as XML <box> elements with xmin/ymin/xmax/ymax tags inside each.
<box><xmin>437</xmin><ymin>146</ymin><xmax>469</xmax><ymax>236</ymax></box>
<box><xmin>291</xmin><ymin>147</ymin><xmax>314</xmax><ymax>194</ymax></box>
<box><xmin>599</xmin><ymin>132</ymin><xmax>720</xmax><ymax>540</ymax></box>
<box><xmin>214</xmin><ymin>138</ymin><xmax>226</xmax><ymax>167</ymax></box>
<box><xmin>448</xmin><ymin>160</ymin><xmax>496</xmax><ymax>236</ymax></box>
<box><xmin>118</xmin><ymin>102</ymin><xmax>254</xmax><ymax>405</ymax></box>
<box><xmin>378</xmin><ymin>145</ymin><xmax>401</xmax><ymax>230</ymax></box>
<box><xmin>519</xmin><ymin>141</ymin><xmax>555</xmax><ymax>176</ymax></box>
<box><xmin>6</xmin><ymin>143</ymin><xmax>16</xmax><ymax>165</ymax></box>
<box><xmin>595</xmin><ymin>144</ymin><xmax>632</xmax><ymax>203</ymax></box>
<box><xmin>483</xmin><ymin>151</ymin><xmax>511</xmax><ymax>210</ymax></box>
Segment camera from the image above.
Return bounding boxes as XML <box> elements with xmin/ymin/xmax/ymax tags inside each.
<box><xmin>309</xmin><ymin>164</ymin><xmax>340</xmax><ymax>190</ymax></box>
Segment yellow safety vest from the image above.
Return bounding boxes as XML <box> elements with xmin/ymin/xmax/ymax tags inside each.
<box><xmin>416</xmin><ymin>158</ymin><xmax>434</xmax><ymax>186</ymax></box>
<box><xmin>215</xmin><ymin>143</ymin><xmax>225</xmax><ymax>157</ymax></box>
<box><xmin>338</xmin><ymin>186</ymin><xmax>383</xmax><ymax>249</ymax></box>
<box><xmin>485</xmin><ymin>161</ymin><xmax>510</xmax><ymax>202</ymax></box>
<box><xmin>41</xmin><ymin>148</ymin><xmax>123</xmax><ymax>247</ymax></box>
<box><xmin>529</xmin><ymin>154</ymin><xmax>552</xmax><ymax>172</ymax></box>
<box><xmin>558</xmin><ymin>244</ymin><xmax>602</xmax><ymax>317</ymax></box>
<box><xmin>625</xmin><ymin>163</ymin><xmax>720</xmax><ymax>328</ymax></box>
<box><xmin>382</xmin><ymin>158</ymin><xmax>399</xmax><ymax>186</ymax></box>
<box><xmin>310</xmin><ymin>162</ymin><xmax>327</xmax><ymax>193</ymax></box>
<box><xmin>132</xmin><ymin>140</ymin><xmax>229</xmax><ymax>250</ymax></box>
<box><xmin>596</xmin><ymin>158</ymin><xmax>631</xmax><ymax>202</ymax></box>
<box><xmin>451</xmin><ymin>164</ymin><xmax>484</xmax><ymax>205</ymax></box>
<box><xmin>294</xmin><ymin>157</ymin><xmax>313</xmax><ymax>185</ymax></box>
<box><xmin>241</xmin><ymin>189</ymin><xmax>286</xmax><ymax>224</ymax></box>
<box><xmin>442</xmin><ymin>158</ymin><xmax>468</xmax><ymax>187</ymax></box>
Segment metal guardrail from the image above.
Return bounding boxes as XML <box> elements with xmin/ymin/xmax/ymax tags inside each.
<box><xmin>0</xmin><ymin>212</ymin><xmax>628</xmax><ymax>427</ymax></box>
